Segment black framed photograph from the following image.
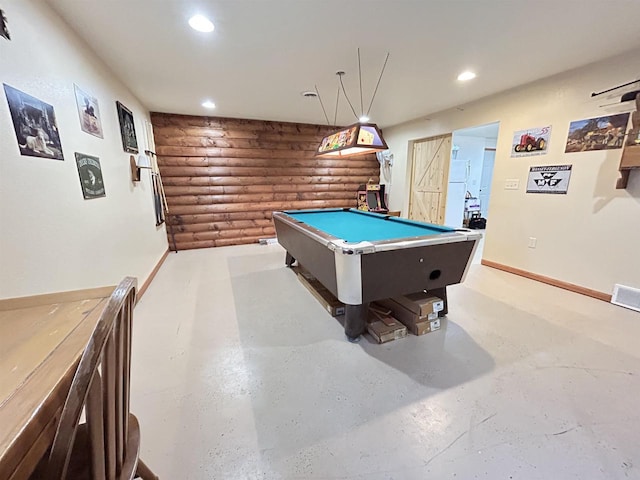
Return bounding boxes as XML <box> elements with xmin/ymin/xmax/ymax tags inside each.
<box><xmin>74</xmin><ymin>84</ymin><xmax>103</xmax><ymax>138</ymax></box>
<box><xmin>75</xmin><ymin>152</ymin><xmax>106</xmax><ymax>199</ymax></box>
<box><xmin>1</xmin><ymin>9</ymin><xmax>10</xmax><ymax>40</ymax></box>
<box><xmin>3</xmin><ymin>84</ymin><xmax>64</xmax><ymax>160</ymax></box>
<box><xmin>116</xmin><ymin>101</ymin><xmax>138</xmax><ymax>153</ymax></box>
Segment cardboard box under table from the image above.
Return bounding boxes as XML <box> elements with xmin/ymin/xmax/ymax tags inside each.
<box><xmin>367</xmin><ymin>305</ymin><xmax>407</xmax><ymax>343</ymax></box>
<box><xmin>375</xmin><ymin>293</ymin><xmax>444</xmax><ymax>336</ymax></box>
<box><xmin>392</xmin><ymin>292</ymin><xmax>444</xmax><ymax>317</ymax></box>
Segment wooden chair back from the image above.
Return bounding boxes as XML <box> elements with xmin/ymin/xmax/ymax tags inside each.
<box><xmin>43</xmin><ymin>277</ymin><xmax>139</xmax><ymax>480</ymax></box>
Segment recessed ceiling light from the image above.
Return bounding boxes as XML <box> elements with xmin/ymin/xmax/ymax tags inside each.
<box><xmin>189</xmin><ymin>14</ymin><xmax>214</xmax><ymax>33</ymax></box>
<box><xmin>359</xmin><ymin>116</ymin><xmax>370</xmax><ymax>123</ymax></box>
<box><xmin>202</xmin><ymin>100</ymin><xmax>216</xmax><ymax>109</ymax></box>
<box><xmin>457</xmin><ymin>71</ymin><xmax>477</xmax><ymax>82</ymax></box>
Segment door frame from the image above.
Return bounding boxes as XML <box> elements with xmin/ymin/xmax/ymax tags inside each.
<box><xmin>479</xmin><ymin>147</ymin><xmax>496</xmax><ymax>219</ymax></box>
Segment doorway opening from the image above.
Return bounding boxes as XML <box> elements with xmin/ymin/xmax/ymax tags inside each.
<box><xmin>446</xmin><ymin>121</ymin><xmax>500</xmax><ymax>262</ymax></box>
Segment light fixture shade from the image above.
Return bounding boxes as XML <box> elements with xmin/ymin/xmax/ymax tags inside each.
<box><xmin>136</xmin><ymin>153</ymin><xmax>153</xmax><ymax>169</ymax></box>
<box><xmin>316</xmin><ymin>123</ymin><xmax>388</xmax><ymax>157</ymax></box>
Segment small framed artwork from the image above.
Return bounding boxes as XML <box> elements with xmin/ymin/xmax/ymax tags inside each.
<box><xmin>3</xmin><ymin>83</ymin><xmax>64</xmax><ymax>160</ymax></box>
<box><xmin>74</xmin><ymin>84</ymin><xmax>103</xmax><ymax>138</ymax></box>
<box><xmin>75</xmin><ymin>152</ymin><xmax>106</xmax><ymax>199</ymax></box>
<box><xmin>116</xmin><ymin>101</ymin><xmax>138</xmax><ymax>153</ymax></box>
<box><xmin>565</xmin><ymin>113</ymin><xmax>630</xmax><ymax>153</ymax></box>
<box><xmin>526</xmin><ymin>165</ymin><xmax>572</xmax><ymax>194</ymax></box>
<box><xmin>511</xmin><ymin>125</ymin><xmax>552</xmax><ymax>157</ymax></box>
<box><xmin>1</xmin><ymin>9</ymin><xmax>10</xmax><ymax>40</ymax></box>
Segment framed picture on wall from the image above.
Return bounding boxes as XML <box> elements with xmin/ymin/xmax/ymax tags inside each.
<box><xmin>74</xmin><ymin>84</ymin><xmax>103</xmax><ymax>138</ymax></box>
<box><xmin>116</xmin><ymin>101</ymin><xmax>138</xmax><ymax>153</ymax></box>
<box><xmin>526</xmin><ymin>165</ymin><xmax>572</xmax><ymax>194</ymax></box>
<box><xmin>1</xmin><ymin>9</ymin><xmax>10</xmax><ymax>40</ymax></box>
<box><xmin>75</xmin><ymin>153</ymin><xmax>106</xmax><ymax>199</ymax></box>
<box><xmin>3</xmin><ymin>83</ymin><xmax>64</xmax><ymax>160</ymax></box>
<box><xmin>565</xmin><ymin>113</ymin><xmax>630</xmax><ymax>153</ymax></box>
<box><xmin>511</xmin><ymin>125</ymin><xmax>551</xmax><ymax>158</ymax></box>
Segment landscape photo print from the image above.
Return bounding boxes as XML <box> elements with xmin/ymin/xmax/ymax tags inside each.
<box><xmin>565</xmin><ymin>113</ymin><xmax>630</xmax><ymax>153</ymax></box>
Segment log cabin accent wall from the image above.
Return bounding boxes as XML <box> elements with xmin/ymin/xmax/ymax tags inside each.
<box><xmin>151</xmin><ymin>113</ymin><xmax>381</xmax><ymax>251</ymax></box>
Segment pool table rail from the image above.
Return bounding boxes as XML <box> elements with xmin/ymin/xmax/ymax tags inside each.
<box><xmin>273</xmin><ymin>210</ymin><xmax>481</xmax><ymax>256</ymax></box>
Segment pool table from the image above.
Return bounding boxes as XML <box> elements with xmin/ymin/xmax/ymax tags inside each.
<box><xmin>273</xmin><ymin>208</ymin><xmax>482</xmax><ymax>341</ymax></box>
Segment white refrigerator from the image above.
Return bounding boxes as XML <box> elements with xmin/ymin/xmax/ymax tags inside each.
<box><xmin>444</xmin><ymin>158</ymin><xmax>468</xmax><ymax>228</ymax></box>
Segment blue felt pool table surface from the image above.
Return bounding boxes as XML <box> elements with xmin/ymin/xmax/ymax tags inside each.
<box><xmin>284</xmin><ymin>209</ymin><xmax>455</xmax><ymax>243</ymax></box>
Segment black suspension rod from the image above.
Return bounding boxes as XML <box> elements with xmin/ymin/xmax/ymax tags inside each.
<box><xmin>591</xmin><ymin>79</ymin><xmax>640</xmax><ymax>97</ymax></box>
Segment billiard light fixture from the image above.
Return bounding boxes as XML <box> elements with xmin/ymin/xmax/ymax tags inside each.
<box><xmin>316</xmin><ymin>123</ymin><xmax>388</xmax><ymax>157</ymax></box>
<box><xmin>315</xmin><ymin>50</ymin><xmax>390</xmax><ymax>158</ymax></box>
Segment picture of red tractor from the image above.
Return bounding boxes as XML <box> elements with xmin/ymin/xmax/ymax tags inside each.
<box><xmin>514</xmin><ymin>133</ymin><xmax>546</xmax><ymax>153</ymax></box>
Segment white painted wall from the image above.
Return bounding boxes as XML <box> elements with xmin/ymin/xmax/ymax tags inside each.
<box><xmin>479</xmin><ymin>150</ymin><xmax>495</xmax><ymax>219</ymax></box>
<box><xmin>485</xmin><ymin>137</ymin><xmax>498</xmax><ymax>149</ymax></box>
<box><xmin>383</xmin><ymin>49</ymin><xmax>640</xmax><ymax>295</ymax></box>
<box><xmin>0</xmin><ymin>0</ymin><xmax>168</xmax><ymax>299</ymax></box>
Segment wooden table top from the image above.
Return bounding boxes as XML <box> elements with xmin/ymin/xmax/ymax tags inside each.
<box><xmin>0</xmin><ymin>295</ymin><xmax>108</xmax><ymax>479</ymax></box>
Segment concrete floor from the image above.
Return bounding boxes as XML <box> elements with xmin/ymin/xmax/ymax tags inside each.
<box><xmin>131</xmin><ymin>243</ymin><xmax>640</xmax><ymax>479</ymax></box>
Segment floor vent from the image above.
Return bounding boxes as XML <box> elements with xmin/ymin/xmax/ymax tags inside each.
<box><xmin>611</xmin><ymin>284</ymin><xmax>640</xmax><ymax>312</ymax></box>
<box><xmin>258</xmin><ymin>237</ymin><xmax>278</xmax><ymax>245</ymax></box>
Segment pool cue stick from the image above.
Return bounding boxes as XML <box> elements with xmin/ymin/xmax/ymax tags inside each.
<box><xmin>591</xmin><ymin>79</ymin><xmax>640</xmax><ymax>97</ymax></box>
<box><xmin>145</xmin><ymin>121</ymin><xmax>178</xmax><ymax>252</ymax></box>
<box><xmin>145</xmin><ymin>149</ymin><xmax>178</xmax><ymax>252</ymax></box>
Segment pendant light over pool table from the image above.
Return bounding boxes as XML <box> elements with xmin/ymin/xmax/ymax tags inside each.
<box><xmin>315</xmin><ymin>50</ymin><xmax>390</xmax><ymax>158</ymax></box>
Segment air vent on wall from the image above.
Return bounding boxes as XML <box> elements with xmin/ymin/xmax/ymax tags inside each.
<box><xmin>611</xmin><ymin>284</ymin><xmax>640</xmax><ymax>312</ymax></box>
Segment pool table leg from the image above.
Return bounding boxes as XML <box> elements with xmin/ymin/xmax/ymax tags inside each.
<box><xmin>344</xmin><ymin>303</ymin><xmax>369</xmax><ymax>342</ymax></box>
<box><xmin>285</xmin><ymin>251</ymin><xmax>296</xmax><ymax>267</ymax></box>
<box><xmin>430</xmin><ymin>287</ymin><xmax>448</xmax><ymax>316</ymax></box>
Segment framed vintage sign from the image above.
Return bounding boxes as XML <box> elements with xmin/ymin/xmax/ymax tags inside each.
<box><xmin>526</xmin><ymin>165</ymin><xmax>572</xmax><ymax>194</ymax></box>
<box><xmin>75</xmin><ymin>152</ymin><xmax>106</xmax><ymax>199</ymax></box>
<box><xmin>511</xmin><ymin>125</ymin><xmax>551</xmax><ymax>158</ymax></box>
<box><xmin>116</xmin><ymin>101</ymin><xmax>138</xmax><ymax>153</ymax></box>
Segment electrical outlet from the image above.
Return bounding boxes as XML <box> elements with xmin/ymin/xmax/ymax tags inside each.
<box><xmin>505</xmin><ymin>179</ymin><xmax>519</xmax><ymax>190</ymax></box>
<box><xmin>528</xmin><ymin>237</ymin><xmax>537</xmax><ymax>248</ymax></box>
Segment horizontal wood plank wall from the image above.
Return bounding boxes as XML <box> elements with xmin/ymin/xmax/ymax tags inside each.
<box><xmin>151</xmin><ymin>113</ymin><xmax>381</xmax><ymax>250</ymax></box>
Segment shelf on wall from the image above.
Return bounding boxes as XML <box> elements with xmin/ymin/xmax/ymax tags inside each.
<box><xmin>616</xmin><ymin>146</ymin><xmax>640</xmax><ymax>189</ymax></box>
<box><xmin>616</xmin><ymin>93</ymin><xmax>640</xmax><ymax>189</ymax></box>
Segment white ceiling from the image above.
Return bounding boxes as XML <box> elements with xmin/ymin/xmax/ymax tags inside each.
<box><xmin>47</xmin><ymin>0</ymin><xmax>640</xmax><ymax>128</ymax></box>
